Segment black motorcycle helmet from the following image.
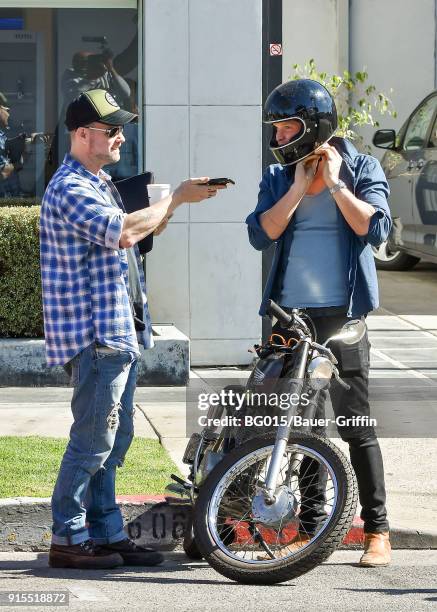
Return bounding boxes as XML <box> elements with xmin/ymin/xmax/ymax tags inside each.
<box><xmin>264</xmin><ymin>79</ymin><xmax>338</xmax><ymax>166</ymax></box>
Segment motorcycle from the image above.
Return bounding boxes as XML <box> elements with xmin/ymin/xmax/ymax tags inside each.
<box><xmin>167</xmin><ymin>299</ymin><xmax>361</xmax><ymax>584</ymax></box>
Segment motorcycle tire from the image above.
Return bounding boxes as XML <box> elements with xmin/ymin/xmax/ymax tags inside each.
<box><xmin>183</xmin><ymin>521</ymin><xmax>236</xmax><ymax>560</ymax></box>
<box><xmin>183</xmin><ymin>526</ymin><xmax>203</xmax><ymax>560</ymax></box>
<box><xmin>192</xmin><ymin>431</ymin><xmax>357</xmax><ymax>585</ymax></box>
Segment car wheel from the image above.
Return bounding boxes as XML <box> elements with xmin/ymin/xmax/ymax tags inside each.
<box><xmin>372</xmin><ymin>241</ymin><xmax>420</xmax><ymax>271</ymax></box>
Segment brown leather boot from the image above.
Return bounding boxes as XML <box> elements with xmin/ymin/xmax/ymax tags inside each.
<box><xmin>257</xmin><ymin>532</ymin><xmax>311</xmax><ymax>560</ymax></box>
<box><xmin>359</xmin><ymin>531</ymin><xmax>391</xmax><ymax>567</ymax></box>
<box><xmin>49</xmin><ymin>539</ymin><xmax>123</xmax><ymax>569</ymax></box>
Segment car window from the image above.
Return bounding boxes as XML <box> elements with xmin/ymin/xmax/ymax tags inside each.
<box><xmin>404</xmin><ymin>96</ymin><xmax>437</xmax><ymax>150</ymax></box>
<box><xmin>396</xmin><ymin>117</ymin><xmax>409</xmax><ymax>148</ymax></box>
<box><xmin>428</xmin><ymin>115</ymin><xmax>437</xmax><ymax>148</ymax></box>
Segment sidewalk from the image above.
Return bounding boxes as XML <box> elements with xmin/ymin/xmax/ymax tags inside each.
<box><xmin>0</xmin><ymin>386</ymin><xmax>158</xmax><ymax>439</ymax></box>
<box><xmin>0</xmin><ymin>310</ymin><xmax>436</xmax><ymax>550</ymax></box>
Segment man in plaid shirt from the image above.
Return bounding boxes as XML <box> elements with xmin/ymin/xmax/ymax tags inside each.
<box><xmin>40</xmin><ymin>89</ymin><xmax>225</xmax><ymax>569</ymax></box>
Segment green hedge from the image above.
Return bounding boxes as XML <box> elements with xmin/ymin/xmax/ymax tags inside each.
<box><xmin>0</xmin><ymin>204</ymin><xmax>43</xmax><ymax>337</ymax></box>
<box><xmin>0</xmin><ymin>197</ymin><xmax>41</xmax><ymax>208</ymax></box>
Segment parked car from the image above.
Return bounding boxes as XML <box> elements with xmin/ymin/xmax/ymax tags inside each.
<box><xmin>373</xmin><ymin>91</ymin><xmax>437</xmax><ymax>270</ymax></box>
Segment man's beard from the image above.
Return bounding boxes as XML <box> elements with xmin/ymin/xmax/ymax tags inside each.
<box><xmin>94</xmin><ymin>149</ymin><xmax>120</xmax><ymax>165</ymax></box>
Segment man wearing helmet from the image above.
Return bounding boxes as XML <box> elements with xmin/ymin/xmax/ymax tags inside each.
<box><xmin>246</xmin><ymin>79</ymin><xmax>392</xmax><ymax>567</ymax></box>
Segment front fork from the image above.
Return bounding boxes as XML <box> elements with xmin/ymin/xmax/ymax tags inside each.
<box><xmin>263</xmin><ymin>340</ymin><xmax>313</xmax><ymax>503</ymax></box>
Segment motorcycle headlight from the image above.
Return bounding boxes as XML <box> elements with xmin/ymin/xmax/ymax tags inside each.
<box><xmin>307</xmin><ymin>356</ymin><xmax>334</xmax><ymax>389</ymax></box>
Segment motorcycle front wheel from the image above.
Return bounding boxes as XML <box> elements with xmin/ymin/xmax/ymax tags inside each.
<box><xmin>192</xmin><ymin>431</ymin><xmax>357</xmax><ymax>584</ymax></box>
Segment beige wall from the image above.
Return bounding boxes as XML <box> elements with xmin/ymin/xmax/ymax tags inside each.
<box><xmin>350</xmin><ymin>0</ymin><xmax>435</xmax><ymax>146</ymax></box>
<box><xmin>282</xmin><ymin>0</ymin><xmax>436</xmax><ymax>153</ymax></box>
<box><xmin>143</xmin><ymin>0</ymin><xmax>263</xmax><ymax>366</ymax></box>
<box><xmin>282</xmin><ymin>0</ymin><xmax>349</xmax><ymax>81</ymax></box>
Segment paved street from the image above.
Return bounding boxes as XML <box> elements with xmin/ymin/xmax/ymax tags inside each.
<box><xmin>0</xmin><ymin>550</ymin><xmax>436</xmax><ymax>611</ymax></box>
<box><xmin>377</xmin><ymin>263</ymin><xmax>437</xmax><ymax>319</ymax></box>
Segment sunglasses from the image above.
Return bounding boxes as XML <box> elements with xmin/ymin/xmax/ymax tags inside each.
<box><xmin>84</xmin><ymin>125</ymin><xmax>123</xmax><ymax>138</ymax></box>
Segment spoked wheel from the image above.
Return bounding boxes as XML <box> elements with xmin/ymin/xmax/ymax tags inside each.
<box><xmin>193</xmin><ymin>432</ymin><xmax>357</xmax><ymax>584</ymax></box>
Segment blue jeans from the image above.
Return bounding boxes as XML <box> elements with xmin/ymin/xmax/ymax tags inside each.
<box><xmin>52</xmin><ymin>341</ymin><xmax>138</xmax><ymax>545</ymax></box>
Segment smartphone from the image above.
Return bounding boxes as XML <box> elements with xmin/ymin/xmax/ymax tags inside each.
<box><xmin>206</xmin><ymin>177</ymin><xmax>235</xmax><ymax>186</ymax></box>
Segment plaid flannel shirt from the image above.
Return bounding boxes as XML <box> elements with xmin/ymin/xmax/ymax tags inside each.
<box><xmin>40</xmin><ymin>153</ymin><xmax>153</xmax><ymax>367</ymax></box>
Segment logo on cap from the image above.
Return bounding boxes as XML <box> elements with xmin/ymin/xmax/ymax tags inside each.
<box><xmin>105</xmin><ymin>92</ymin><xmax>118</xmax><ymax>107</ymax></box>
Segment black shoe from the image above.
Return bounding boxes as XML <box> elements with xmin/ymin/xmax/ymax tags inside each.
<box><xmin>49</xmin><ymin>539</ymin><xmax>123</xmax><ymax>569</ymax></box>
<box><xmin>99</xmin><ymin>538</ymin><xmax>164</xmax><ymax>566</ymax></box>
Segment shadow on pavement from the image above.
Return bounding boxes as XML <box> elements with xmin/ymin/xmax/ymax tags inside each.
<box><xmin>0</xmin><ymin>553</ymin><xmax>296</xmax><ymax>587</ymax></box>
<box><xmin>337</xmin><ymin>587</ymin><xmax>437</xmax><ymax>602</ymax></box>
<box><xmin>0</xmin><ymin>552</ymin><xmax>296</xmax><ymax>587</ymax></box>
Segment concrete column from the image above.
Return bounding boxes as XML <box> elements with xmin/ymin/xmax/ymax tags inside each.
<box><xmin>143</xmin><ymin>0</ymin><xmax>263</xmax><ymax>365</ymax></box>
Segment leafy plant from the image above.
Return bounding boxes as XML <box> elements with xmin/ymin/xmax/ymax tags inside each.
<box><xmin>290</xmin><ymin>58</ymin><xmax>397</xmax><ymax>151</ymax></box>
<box><xmin>0</xmin><ymin>205</ymin><xmax>43</xmax><ymax>337</ymax></box>
<box><xmin>0</xmin><ymin>196</ymin><xmax>41</xmax><ymax>208</ymax></box>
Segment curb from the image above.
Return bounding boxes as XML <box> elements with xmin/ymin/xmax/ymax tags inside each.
<box><xmin>1</xmin><ymin>496</ymin><xmax>436</xmax><ymax>552</ymax></box>
<box><xmin>0</xmin><ymin>495</ymin><xmax>190</xmax><ymax>552</ymax></box>
<box><xmin>339</xmin><ymin>517</ymin><xmax>437</xmax><ymax>550</ymax></box>
<box><xmin>0</xmin><ymin>325</ymin><xmax>189</xmax><ymax>387</ymax></box>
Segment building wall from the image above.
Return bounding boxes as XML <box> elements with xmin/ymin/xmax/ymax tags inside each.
<box><xmin>143</xmin><ymin>0</ymin><xmax>263</xmax><ymax>365</ymax></box>
<box><xmin>349</xmin><ymin>0</ymin><xmax>435</xmax><ymax>146</ymax></box>
<box><xmin>282</xmin><ymin>0</ymin><xmax>436</xmax><ymax>151</ymax></box>
<box><xmin>282</xmin><ymin>0</ymin><xmax>348</xmax><ymax>80</ymax></box>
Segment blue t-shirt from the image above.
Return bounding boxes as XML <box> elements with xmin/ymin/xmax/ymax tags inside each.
<box><xmin>278</xmin><ymin>187</ymin><xmax>350</xmax><ymax>308</ymax></box>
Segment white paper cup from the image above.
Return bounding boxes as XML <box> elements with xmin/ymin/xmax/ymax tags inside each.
<box><xmin>147</xmin><ymin>183</ymin><xmax>171</xmax><ymax>205</ymax></box>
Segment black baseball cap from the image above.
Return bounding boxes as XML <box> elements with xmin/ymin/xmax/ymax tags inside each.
<box><xmin>65</xmin><ymin>88</ymin><xmax>137</xmax><ymax>130</ymax></box>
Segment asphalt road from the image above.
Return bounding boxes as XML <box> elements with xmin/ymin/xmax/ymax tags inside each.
<box><xmin>0</xmin><ymin>550</ymin><xmax>436</xmax><ymax>612</ymax></box>
<box><xmin>377</xmin><ymin>262</ymin><xmax>437</xmax><ymax>316</ymax></box>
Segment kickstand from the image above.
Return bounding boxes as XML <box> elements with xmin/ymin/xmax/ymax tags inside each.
<box><xmin>250</xmin><ymin>523</ymin><xmax>275</xmax><ymax>559</ymax></box>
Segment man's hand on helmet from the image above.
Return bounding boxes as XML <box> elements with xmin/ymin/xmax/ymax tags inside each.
<box><xmin>293</xmin><ymin>154</ymin><xmax>321</xmax><ymax>195</ymax></box>
<box><xmin>315</xmin><ymin>143</ymin><xmax>343</xmax><ymax>189</ymax></box>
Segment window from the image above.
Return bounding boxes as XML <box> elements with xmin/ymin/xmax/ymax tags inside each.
<box><xmin>0</xmin><ymin>3</ymin><xmax>139</xmax><ymax>199</ymax></box>
<box><xmin>428</xmin><ymin>114</ymin><xmax>437</xmax><ymax>148</ymax></box>
<box><xmin>403</xmin><ymin>96</ymin><xmax>437</xmax><ymax>151</ymax></box>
